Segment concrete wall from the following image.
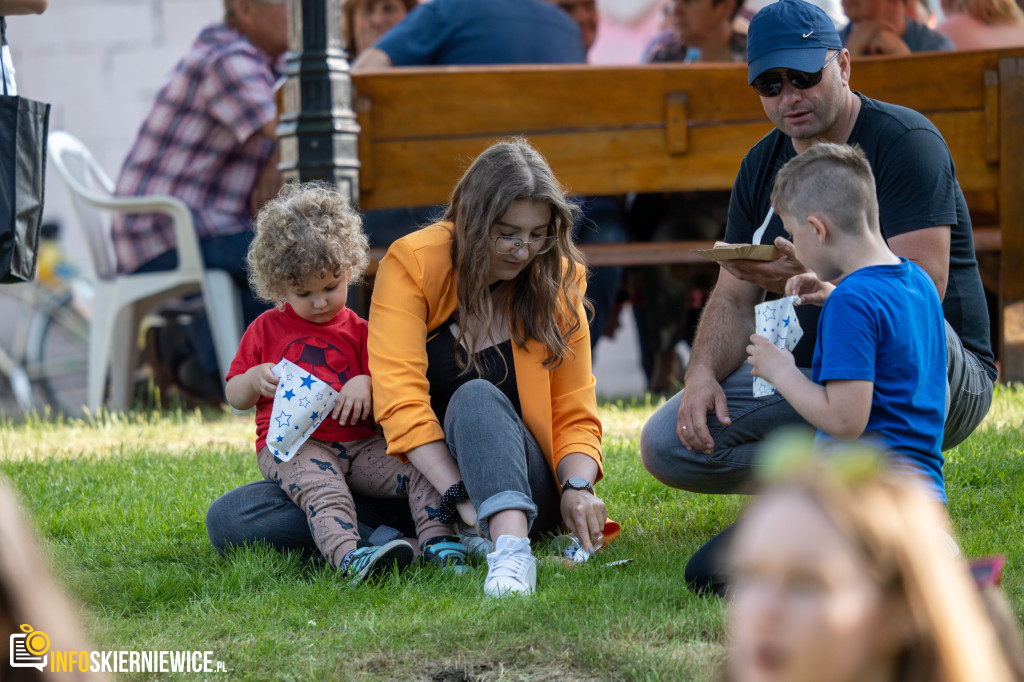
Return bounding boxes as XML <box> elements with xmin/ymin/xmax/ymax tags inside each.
<box><xmin>6</xmin><ymin>0</ymin><xmax>222</xmax><ymax>270</ymax></box>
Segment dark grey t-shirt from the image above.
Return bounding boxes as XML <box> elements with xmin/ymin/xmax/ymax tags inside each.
<box><xmin>726</xmin><ymin>94</ymin><xmax>996</xmax><ymax>380</ymax></box>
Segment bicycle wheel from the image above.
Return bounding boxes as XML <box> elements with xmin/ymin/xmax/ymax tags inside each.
<box><xmin>24</xmin><ymin>292</ymin><xmax>90</xmax><ymax>416</ymax></box>
<box><xmin>0</xmin><ymin>283</ymin><xmax>40</xmax><ymax>416</ymax></box>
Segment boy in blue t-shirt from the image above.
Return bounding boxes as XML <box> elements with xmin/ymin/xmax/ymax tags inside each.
<box><xmin>746</xmin><ymin>142</ymin><xmax>948</xmax><ymax>500</ymax></box>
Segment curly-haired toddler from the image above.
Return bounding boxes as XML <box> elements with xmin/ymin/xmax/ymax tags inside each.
<box><xmin>225</xmin><ymin>182</ymin><xmax>466</xmax><ymax>579</ymax></box>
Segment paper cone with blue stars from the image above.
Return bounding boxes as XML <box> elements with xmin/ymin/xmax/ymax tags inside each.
<box><xmin>267</xmin><ymin>359</ymin><xmax>340</xmax><ymax>462</ymax></box>
<box><xmin>753</xmin><ymin>295</ymin><xmax>804</xmax><ymax>397</ymax></box>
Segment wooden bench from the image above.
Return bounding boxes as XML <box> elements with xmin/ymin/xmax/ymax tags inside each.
<box><xmin>351</xmin><ymin>48</ymin><xmax>1024</xmax><ymax>381</ymax></box>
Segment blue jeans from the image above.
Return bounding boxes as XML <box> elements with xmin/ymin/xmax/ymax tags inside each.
<box><xmin>942</xmin><ymin>320</ymin><xmax>994</xmax><ymax>450</ymax></box>
<box><xmin>136</xmin><ymin>230</ymin><xmax>267</xmax><ymax>374</ymax></box>
<box><xmin>642</xmin><ymin>324</ymin><xmax>993</xmax><ymax>595</ymax></box>
<box><xmin>444</xmin><ymin>380</ymin><xmax>561</xmax><ymax>540</ymax></box>
<box><xmin>641</xmin><ymin>322</ymin><xmax>993</xmax><ymax>495</ymax></box>
<box><xmin>205</xmin><ymin>480</ymin><xmax>416</xmax><ymax>558</ymax></box>
<box><xmin>640</xmin><ymin>364</ymin><xmax>810</xmax><ymax>494</ymax></box>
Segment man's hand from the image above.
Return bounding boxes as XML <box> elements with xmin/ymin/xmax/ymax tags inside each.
<box><xmin>675</xmin><ymin>373</ymin><xmax>731</xmax><ymax>454</ymax></box>
<box><xmin>785</xmin><ymin>272</ymin><xmax>835</xmax><ymax>307</ymax></box>
<box><xmin>248</xmin><ymin>148</ymin><xmax>282</xmax><ymax>216</ymax></box>
<box><xmin>843</xmin><ymin>20</ymin><xmax>881</xmax><ymax>56</ymax></box>
<box><xmin>560</xmin><ymin>488</ymin><xmax>607</xmax><ymax>553</ymax></box>
<box><xmin>746</xmin><ymin>334</ymin><xmax>795</xmax><ymax>385</ymax></box>
<box><xmin>844</xmin><ymin>20</ymin><xmax>910</xmax><ymax>56</ymax></box>
<box><xmin>719</xmin><ymin>237</ymin><xmax>807</xmax><ymax>295</ymax></box>
<box><xmin>864</xmin><ymin>26</ymin><xmax>911</xmax><ymax>55</ymax></box>
<box><xmin>333</xmin><ymin>375</ymin><xmax>371</xmax><ymax>425</ymax></box>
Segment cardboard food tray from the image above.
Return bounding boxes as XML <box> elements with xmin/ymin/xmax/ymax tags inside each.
<box><xmin>691</xmin><ymin>243</ymin><xmax>780</xmax><ymax>262</ymax></box>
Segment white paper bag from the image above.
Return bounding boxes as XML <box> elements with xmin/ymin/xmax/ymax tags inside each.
<box><xmin>753</xmin><ymin>295</ymin><xmax>803</xmax><ymax>397</ymax></box>
<box><xmin>266</xmin><ymin>359</ymin><xmax>339</xmax><ymax>462</ymax></box>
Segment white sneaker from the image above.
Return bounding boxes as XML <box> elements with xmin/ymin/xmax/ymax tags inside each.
<box><xmin>484</xmin><ymin>535</ymin><xmax>536</xmax><ymax>597</ymax></box>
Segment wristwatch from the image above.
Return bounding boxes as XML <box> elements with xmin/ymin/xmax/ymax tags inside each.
<box><xmin>561</xmin><ymin>476</ymin><xmax>594</xmax><ymax>496</ymax></box>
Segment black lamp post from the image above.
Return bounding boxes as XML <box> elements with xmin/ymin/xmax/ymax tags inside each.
<box><xmin>277</xmin><ymin>0</ymin><xmax>360</xmax><ymax>205</ymax></box>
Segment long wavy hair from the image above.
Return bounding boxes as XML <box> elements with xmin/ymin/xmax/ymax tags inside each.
<box><xmin>442</xmin><ymin>138</ymin><xmax>590</xmax><ymax>372</ymax></box>
<box><xmin>726</xmin><ymin>440</ymin><xmax>1017</xmax><ymax>682</ymax></box>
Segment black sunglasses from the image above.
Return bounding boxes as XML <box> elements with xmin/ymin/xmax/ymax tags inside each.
<box><xmin>751</xmin><ymin>51</ymin><xmax>841</xmax><ymax>98</ymax></box>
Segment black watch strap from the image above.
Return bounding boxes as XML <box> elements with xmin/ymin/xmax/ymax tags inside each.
<box><xmin>561</xmin><ymin>476</ymin><xmax>594</xmax><ymax>496</ymax></box>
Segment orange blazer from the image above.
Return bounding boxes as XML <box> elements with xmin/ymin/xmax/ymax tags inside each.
<box><xmin>368</xmin><ymin>222</ymin><xmax>603</xmax><ymax>482</ymax></box>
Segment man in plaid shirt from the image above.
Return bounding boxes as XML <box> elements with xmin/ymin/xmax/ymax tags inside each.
<box><xmin>112</xmin><ymin>0</ymin><xmax>288</xmax><ymax>398</ymax></box>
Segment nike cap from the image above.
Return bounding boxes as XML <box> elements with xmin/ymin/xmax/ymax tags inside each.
<box><xmin>746</xmin><ymin>0</ymin><xmax>843</xmax><ymax>85</ymax></box>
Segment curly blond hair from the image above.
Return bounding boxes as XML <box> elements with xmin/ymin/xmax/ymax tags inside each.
<box><xmin>247</xmin><ymin>181</ymin><xmax>369</xmax><ymax>305</ymax></box>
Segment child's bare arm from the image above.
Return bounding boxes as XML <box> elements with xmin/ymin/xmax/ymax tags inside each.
<box><xmin>775</xmin><ymin>375</ymin><xmax>873</xmax><ymax>440</ymax></box>
<box><xmin>746</xmin><ymin>335</ymin><xmax>872</xmax><ymax>440</ymax></box>
<box><xmin>225</xmin><ymin>363</ymin><xmax>278</xmax><ymax>410</ymax></box>
<box><xmin>333</xmin><ymin>374</ymin><xmax>371</xmax><ymax>425</ymax></box>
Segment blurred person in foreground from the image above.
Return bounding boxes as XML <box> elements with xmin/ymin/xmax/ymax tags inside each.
<box><xmin>1</xmin><ymin>476</ymin><xmax>100</xmax><ymax>681</ymax></box>
<box><xmin>724</xmin><ymin>437</ymin><xmax>1020</xmax><ymax>682</ymax></box>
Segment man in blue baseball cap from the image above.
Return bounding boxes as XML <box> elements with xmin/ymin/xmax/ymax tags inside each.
<box><xmin>640</xmin><ymin>0</ymin><xmax>995</xmax><ymax>594</ymax></box>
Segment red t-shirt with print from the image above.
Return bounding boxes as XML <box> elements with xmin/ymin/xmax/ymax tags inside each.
<box><xmin>227</xmin><ymin>304</ymin><xmax>378</xmax><ymax>452</ymax></box>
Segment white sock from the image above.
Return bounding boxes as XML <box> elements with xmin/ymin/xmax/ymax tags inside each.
<box><xmin>494</xmin><ymin>534</ymin><xmax>529</xmax><ymax>553</ymax></box>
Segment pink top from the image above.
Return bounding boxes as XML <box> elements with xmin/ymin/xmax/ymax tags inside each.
<box><xmin>938</xmin><ymin>13</ymin><xmax>1024</xmax><ymax>49</ymax></box>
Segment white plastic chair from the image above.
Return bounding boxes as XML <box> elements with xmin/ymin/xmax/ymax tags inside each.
<box><xmin>47</xmin><ymin>130</ymin><xmax>244</xmax><ymax>413</ymax></box>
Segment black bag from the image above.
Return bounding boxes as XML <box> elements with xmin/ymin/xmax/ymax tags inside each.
<box><xmin>0</xmin><ymin>17</ymin><xmax>50</xmax><ymax>283</ymax></box>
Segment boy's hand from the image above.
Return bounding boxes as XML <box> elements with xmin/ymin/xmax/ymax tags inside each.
<box><xmin>785</xmin><ymin>273</ymin><xmax>835</xmax><ymax>307</ymax></box>
<box><xmin>250</xmin><ymin>363</ymin><xmax>279</xmax><ymax>398</ymax></box>
<box><xmin>333</xmin><ymin>374</ymin><xmax>371</xmax><ymax>425</ymax></box>
<box><xmin>746</xmin><ymin>334</ymin><xmax>794</xmax><ymax>384</ymax></box>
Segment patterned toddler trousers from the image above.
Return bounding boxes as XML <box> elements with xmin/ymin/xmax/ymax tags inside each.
<box><xmin>257</xmin><ymin>437</ymin><xmax>450</xmax><ymax>568</ymax></box>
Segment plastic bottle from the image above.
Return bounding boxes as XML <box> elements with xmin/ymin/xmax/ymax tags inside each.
<box><xmin>551</xmin><ymin>533</ymin><xmax>603</xmax><ymax>564</ymax></box>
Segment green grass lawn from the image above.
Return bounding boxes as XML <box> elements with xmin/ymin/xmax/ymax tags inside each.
<box><xmin>2</xmin><ymin>385</ymin><xmax>1022</xmax><ymax>681</ymax></box>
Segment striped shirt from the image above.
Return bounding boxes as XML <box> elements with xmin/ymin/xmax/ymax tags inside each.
<box><xmin>112</xmin><ymin>23</ymin><xmax>281</xmax><ymax>273</ymax></box>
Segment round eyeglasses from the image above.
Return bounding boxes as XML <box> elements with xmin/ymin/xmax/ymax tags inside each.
<box><xmin>493</xmin><ymin>235</ymin><xmax>558</xmax><ymax>255</ymax></box>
